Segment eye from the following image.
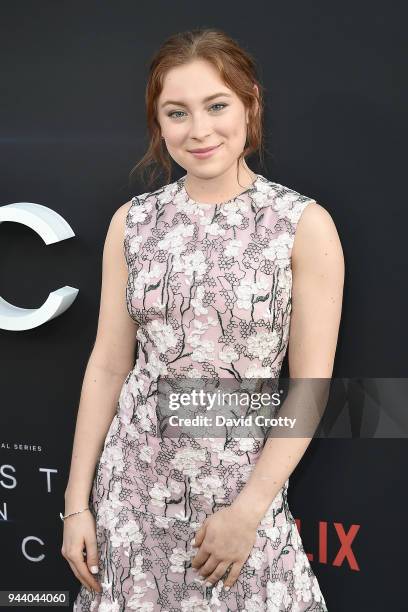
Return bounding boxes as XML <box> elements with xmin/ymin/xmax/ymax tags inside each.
<box><xmin>209</xmin><ymin>103</ymin><xmax>228</xmax><ymax>112</ymax></box>
<box><xmin>167</xmin><ymin>103</ymin><xmax>228</xmax><ymax>119</ymax></box>
<box><xmin>167</xmin><ymin>110</ymin><xmax>186</xmax><ymax>119</ymax></box>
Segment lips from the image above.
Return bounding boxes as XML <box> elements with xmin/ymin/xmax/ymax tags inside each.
<box><xmin>188</xmin><ymin>144</ymin><xmax>221</xmax><ymax>153</ymax></box>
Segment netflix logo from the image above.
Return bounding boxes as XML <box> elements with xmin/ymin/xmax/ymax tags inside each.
<box><xmin>295</xmin><ymin>518</ymin><xmax>360</xmax><ymax>570</ymax></box>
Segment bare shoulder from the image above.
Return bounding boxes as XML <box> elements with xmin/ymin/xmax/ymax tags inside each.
<box><xmin>104</xmin><ymin>199</ymin><xmax>134</xmax><ymax>243</ymax></box>
<box><xmin>111</xmin><ymin>199</ymin><xmax>134</xmax><ymax>226</ymax></box>
<box><xmin>292</xmin><ymin>201</ymin><xmax>344</xmax><ymax>269</ymax></box>
<box><xmin>297</xmin><ymin>200</ymin><xmax>336</xmax><ymax>234</ymax></box>
<box><xmin>98</xmin><ymin>201</ymin><xmax>134</xmax><ymax>270</ymax></box>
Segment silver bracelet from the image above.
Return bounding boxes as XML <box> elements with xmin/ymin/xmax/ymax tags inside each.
<box><xmin>60</xmin><ymin>506</ymin><xmax>89</xmax><ymax>521</ymax></box>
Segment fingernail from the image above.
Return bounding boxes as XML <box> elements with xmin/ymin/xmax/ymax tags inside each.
<box><xmin>205</xmin><ymin>581</ymin><xmax>212</xmax><ymax>587</ymax></box>
<box><xmin>224</xmin><ymin>585</ymin><xmax>230</xmax><ymax>591</ymax></box>
<box><xmin>190</xmin><ymin>538</ymin><xmax>196</xmax><ymax>545</ymax></box>
<box><xmin>90</xmin><ymin>566</ymin><xmax>99</xmax><ymax>574</ymax></box>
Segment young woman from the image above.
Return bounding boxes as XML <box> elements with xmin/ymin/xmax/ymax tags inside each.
<box><xmin>63</xmin><ymin>28</ymin><xmax>344</xmax><ymax>611</ymax></box>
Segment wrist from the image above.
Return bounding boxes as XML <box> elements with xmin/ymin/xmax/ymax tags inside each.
<box><xmin>60</xmin><ymin>506</ymin><xmax>90</xmax><ymax>522</ymax></box>
<box><xmin>230</xmin><ymin>497</ymin><xmax>263</xmax><ymax>529</ymax></box>
<box><xmin>64</xmin><ymin>487</ymin><xmax>90</xmax><ymax>508</ymax></box>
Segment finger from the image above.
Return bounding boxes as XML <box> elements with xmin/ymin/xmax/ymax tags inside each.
<box><xmin>195</xmin><ymin>554</ymin><xmax>219</xmax><ymax>580</ymax></box>
<box><xmin>84</xmin><ymin>537</ymin><xmax>100</xmax><ymax>577</ymax></box>
<box><xmin>202</xmin><ymin>560</ymin><xmax>231</xmax><ymax>586</ymax></box>
<box><xmin>67</xmin><ymin>559</ymin><xmax>93</xmax><ymax>593</ymax></box>
<box><xmin>191</xmin><ymin>548</ymin><xmax>211</xmax><ymax>570</ymax></box>
<box><xmin>222</xmin><ymin>561</ymin><xmax>243</xmax><ymax>589</ymax></box>
<box><xmin>192</xmin><ymin>520</ymin><xmax>207</xmax><ymax>547</ymax></box>
<box><xmin>73</xmin><ymin>553</ymin><xmax>102</xmax><ymax>593</ymax></box>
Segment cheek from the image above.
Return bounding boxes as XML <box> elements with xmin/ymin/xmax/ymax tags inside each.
<box><xmin>160</xmin><ymin>116</ymin><xmax>186</xmax><ymax>144</ymax></box>
<box><xmin>220</xmin><ymin>113</ymin><xmax>247</xmax><ymax>141</ymax></box>
<box><xmin>222</xmin><ymin>127</ymin><xmax>247</xmax><ymax>152</ymax></box>
<box><xmin>166</xmin><ymin>127</ymin><xmax>187</xmax><ymax>146</ymax></box>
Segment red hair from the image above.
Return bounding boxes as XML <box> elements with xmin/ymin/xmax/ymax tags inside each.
<box><xmin>130</xmin><ymin>28</ymin><xmax>266</xmax><ymax>190</ymax></box>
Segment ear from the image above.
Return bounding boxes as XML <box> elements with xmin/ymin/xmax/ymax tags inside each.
<box><xmin>247</xmin><ymin>84</ymin><xmax>260</xmax><ymax>124</ymax></box>
<box><xmin>252</xmin><ymin>83</ymin><xmax>260</xmax><ymax>118</ymax></box>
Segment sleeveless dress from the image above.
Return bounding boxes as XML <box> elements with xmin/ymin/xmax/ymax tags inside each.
<box><xmin>73</xmin><ymin>173</ymin><xmax>328</xmax><ymax>612</ymax></box>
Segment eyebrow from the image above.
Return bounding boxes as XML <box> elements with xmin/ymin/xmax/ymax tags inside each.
<box><xmin>160</xmin><ymin>92</ymin><xmax>232</xmax><ymax>108</ymax></box>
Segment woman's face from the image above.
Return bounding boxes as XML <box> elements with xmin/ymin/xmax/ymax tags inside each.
<box><xmin>157</xmin><ymin>59</ymin><xmax>252</xmax><ymax>178</ymax></box>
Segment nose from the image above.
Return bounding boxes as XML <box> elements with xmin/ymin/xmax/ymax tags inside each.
<box><xmin>188</xmin><ymin>113</ymin><xmax>213</xmax><ymax>141</ymax></box>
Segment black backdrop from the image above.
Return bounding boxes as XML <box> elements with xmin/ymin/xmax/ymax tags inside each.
<box><xmin>1</xmin><ymin>1</ymin><xmax>407</xmax><ymax>610</ymax></box>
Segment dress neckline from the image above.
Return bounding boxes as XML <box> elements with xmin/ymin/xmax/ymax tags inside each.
<box><xmin>178</xmin><ymin>173</ymin><xmax>260</xmax><ymax>209</ymax></box>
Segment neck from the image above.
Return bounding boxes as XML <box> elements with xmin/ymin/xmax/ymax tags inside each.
<box><xmin>184</xmin><ymin>162</ymin><xmax>257</xmax><ymax>205</ymax></box>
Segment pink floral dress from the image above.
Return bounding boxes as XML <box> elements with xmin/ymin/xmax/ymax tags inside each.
<box><xmin>73</xmin><ymin>173</ymin><xmax>328</xmax><ymax>611</ymax></box>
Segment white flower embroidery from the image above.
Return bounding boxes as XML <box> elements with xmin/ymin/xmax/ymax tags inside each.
<box><xmin>133</xmin><ymin>265</ymin><xmax>162</xmax><ymax>300</ymax></box>
<box><xmin>191</xmin><ymin>339</ymin><xmax>215</xmax><ymax>362</ymax></box>
<box><xmin>223</xmin><ymin>210</ymin><xmax>243</xmax><ymax>226</ymax></box>
<box><xmin>129</xmin><ymin>199</ymin><xmax>153</xmax><ymax>224</ymax></box>
<box><xmin>266</xmin><ymin>580</ymin><xmax>292</xmax><ymax>610</ymax></box>
<box><xmin>244</xmin><ymin>364</ymin><xmax>273</xmax><ymax>378</ymax></box>
<box><xmin>187</xmin><ymin>318</ymin><xmax>217</xmax><ymax>361</ymax></box>
<box><xmin>129</xmin><ymin>234</ymin><xmax>143</xmax><ymax>255</ymax></box>
<box><xmin>128</xmin><ymin>370</ymin><xmax>146</xmax><ymax>396</ymax></box>
<box><xmin>149</xmin><ymin>482</ymin><xmax>171</xmax><ymax>508</ymax></box>
<box><xmin>237</xmin><ymin>438</ymin><xmax>256</xmax><ymax>452</ymax></box>
<box><xmin>130</xmin><ymin>555</ymin><xmax>148</xmax><ymax>582</ymax></box>
<box><xmin>111</xmin><ymin>519</ymin><xmax>143</xmax><ymax>548</ymax></box>
<box><xmin>170</xmin><ymin>447</ymin><xmax>206</xmax><ymax>477</ymax></box>
<box><xmin>286</xmin><ymin>200</ymin><xmax>309</xmax><ymax>225</ymax></box>
<box><xmin>139</xmin><ymin>445</ymin><xmax>154</xmax><ymax>463</ymax></box>
<box><xmin>214</xmin><ymin>447</ymin><xmax>241</xmax><ymax>463</ymax></box>
<box><xmin>191</xmin><ymin>285</ymin><xmax>208</xmax><ymax>316</ymax></box>
<box><xmin>224</xmin><ymin>238</ymin><xmax>242</xmax><ymax>257</ymax></box>
<box><xmin>182</xmin><ymin>250</ymin><xmax>208</xmax><ymax>283</ymax></box>
<box><xmin>157</xmin><ymin>224</ymin><xmax>195</xmax><ymax>257</ymax></box>
<box><xmin>144</xmin><ymin>350</ymin><xmax>168</xmax><ymax>378</ymax></box>
<box><xmin>152</xmin><ymin>297</ymin><xmax>166</xmax><ymax>310</ymax></box>
<box><xmin>169</xmin><ymin>547</ymin><xmax>191</xmax><ymax>573</ymax></box>
<box><xmin>97</xmin><ymin>482</ymin><xmax>122</xmax><ymax>532</ymax></box>
<box><xmin>190</xmin><ymin>474</ymin><xmax>224</xmax><ymax>501</ymax></box>
<box><xmin>264</xmin><ymin>525</ymin><xmax>281</xmax><ymax>542</ymax></box>
<box><xmin>241</xmin><ymin>593</ymin><xmax>265</xmax><ymax>611</ymax></box>
<box><xmin>218</xmin><ymin>346</ymin><xmax>239</xmax><ymax>362</ymax></box>
<box><xmin>153</xmin><ymin>515</ymin><xmax>172</xmax><ymax>529</ymax></box>
<box><xmin>101</xmin><ymin>445</ymin><xmax>125</xmax><ymax>474</ymax></box>
<box><xmin>180</xmin><ymin>596</ymin><xmax>212</xmax><ymax>611</ymax></box>
<box><xmin>128</xmin><ymin>591</ymin><xmax>155</xmax><ymax>610</ymax></box>
<box><xmin>146</xmin><ymin>320</ymin><xmax>178</xmax><ymax>354</ymax></box>
<box><xmin>247</xmin><ymin>549</ymin><xmax>265</xmax><ymax>570</ymax></box>
<box><xmin>246</xmin><ymin>330</ymin><xmax>280</xmax><ymax>360</ymax></box>
<box><xmin>262</xmin><ymin>232</ymin><xmax>292</xmax><ymax>268</ymax></box>
<box><xmin>236</xmin><ymin>277</ymin><xmax>270</xmax><ymax>309</ymax></box>
<box><xmin>274</xmin><ymin>192</ymin><xmax>299</xmax><ymax>219</ymax></box>
<box><xmin>278</xmin><ymin>266</ymin><xmax>292</xmax><ymax>291</ymax></box>
<box><xmin>204</xmin><ymin>222</ymin><xmax>226</xmax><ymax>236</ymax></box>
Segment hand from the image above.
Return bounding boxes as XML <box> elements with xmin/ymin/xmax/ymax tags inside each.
<box><xmin>191</xmin><ymin>505</ymin><xmax>258</xmax><ymax>590</ymax></box>
<box><xmin>61</xmin><ymin>509</ymin><xmax>102</xmax><ymax>594</ymax></box>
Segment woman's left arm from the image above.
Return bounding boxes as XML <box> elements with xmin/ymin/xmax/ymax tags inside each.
<box><xmin>230</xmin><ymin>202</ymin><xmax>345</xmax><ymax>520</ymax></box>
<box><xmin>191</xmin><ymin>202</ymin><xmax>345</xmax><ymax>588</ymax></box>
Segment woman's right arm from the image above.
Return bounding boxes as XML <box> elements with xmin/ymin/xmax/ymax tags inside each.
<box><xmin>61</xmin><ymin>199</ymin><xmax>139</xmax><ymax>593</ymax></box>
